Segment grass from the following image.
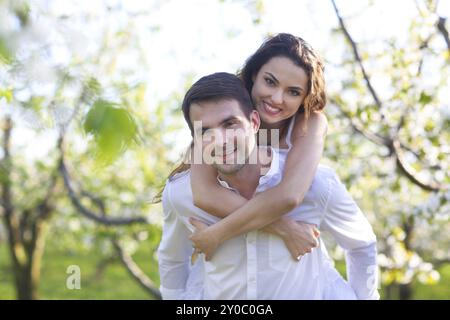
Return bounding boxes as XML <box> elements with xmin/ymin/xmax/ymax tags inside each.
<box><xmin>0</xmin><ymin>242</ymin><xmax>160</xmax><ymax>300</ymax></box>
<box><xmin>1</xmin><ymin>241</ymin><xmax>449</xmax><ymax>300</ymax></box>
<box><xmin>334</xmin><ymin>261</ymin><xmax>450</xmax><ymax>300</ymax></box>
<box><xmin>412</xmin><ymin>264</ymin><xmax>450</xmax><ymax>299</ymax></box>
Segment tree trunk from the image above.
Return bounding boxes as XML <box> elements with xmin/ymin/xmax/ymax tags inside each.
<box><xmin>2</xmin><ymin>116</ymin><xmax>53</xmax><ymax>299</ymax></box>
<box><xmin>385</xmin><ymin>284</ymin><xmax>393</xmax><ymax>300</ymax></box>
<box><xmin>399</xmin><ymin>283</ymin><xmax>412</xmax><ymax>300</ymax></box>
<box><xmin>400</xmin><ymin>216</ymin><xmax>414</xmax><ymax>300</ymax></box>
<box><xmin>5</xmin><ymin>218</ymin><xmax>47</xmax><ymax>300</ymax></box>
<box><xmin>15</xmin><ymin>266</ymin><xmax>34</xmax><ymax>300</ymax></box>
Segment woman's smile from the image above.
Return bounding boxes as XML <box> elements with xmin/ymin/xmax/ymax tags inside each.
<box><xmin>261</xmin><ymin>100</ymin><xmax>282</xmax><ymax>116</ymax></box>
<box><xmin>251</xmin><ymin>56</ymin><xmax>309</xmax><ymax>127</ymax></box>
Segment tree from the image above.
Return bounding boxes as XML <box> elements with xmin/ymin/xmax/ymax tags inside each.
<box><xmin>327</xmin><ymin>0</ymin><xmax>449</xmax><ymax>299</ymax></box>
<box><xmin>1</xmin><ymin>0</ymin><xmax>448</xmax><ymax>300</ymax></box>
<box><xmin>0</xmin><ymin>0</ymin><xmax>175</xmax><ymax>299</ymax></box>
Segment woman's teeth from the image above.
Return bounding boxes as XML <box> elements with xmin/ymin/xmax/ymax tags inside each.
<box><xmin>263</xmin><ymin>102</ymin><xmax>281</xmax><ymax>115</ymax></box>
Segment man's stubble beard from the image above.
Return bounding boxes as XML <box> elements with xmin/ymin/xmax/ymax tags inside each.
<box><xmin>214</xmin><ymin>162</ymin><xmax>246</xmax><ymax>175</ymax></box>
<box><xmin>214</xmin><ymin>142</ymin><xmax>256</xmax><ymax>175</ymax></box>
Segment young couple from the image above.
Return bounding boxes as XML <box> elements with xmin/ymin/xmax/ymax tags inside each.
<box><xmin>157</xmin><ymin>33</ymin><xmax>379</xmax><ymax>300</ymax></box>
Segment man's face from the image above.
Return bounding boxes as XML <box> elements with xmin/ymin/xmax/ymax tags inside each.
<box><xmin>190</xmin><ymin>99</ymin><xmax>260</xmax><ymax>175</ymax></box>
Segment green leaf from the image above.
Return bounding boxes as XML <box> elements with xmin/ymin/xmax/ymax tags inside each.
<box><xmin>0</xmin><ymin>88</ymin><xmax>13</xmax><ymax>102</ymax></box>
<box><xmin>82</xmin><ymin>77</ymin><xmax>102</xmax><ymax>103</ymax></box>
<box><xmin>0</xmin><ymin>37</ymin><xmax>13</xmax><ymax>65</ymax></box>
<box><xmin>419</xmin><ymin>91</ymin><xmax>432</xmax><ymax>106</ymax></box>
<box><xmin>83</xmin><ymin>99</ymin><xmax>138</xmax><ymax>164</ymax></box>
<box><xmin>424</xmin><ymin>119</ymin><xmax>435</xmax><ymax>132</ymax></box>
<box><xmin>26</xmin><ymin>96</ymin><xmax>45</xmax><ymax>112</ymax></box>
<box><xmin>14</xmin><ymin>2</ymin><xmax>31</xmax><ymax>27</ymax></box>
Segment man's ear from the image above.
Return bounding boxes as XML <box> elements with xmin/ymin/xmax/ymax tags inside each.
<box><xmin>250</xmin><ymin>110</ymin><xmax>260</xmax><ymax>133</ymax></box>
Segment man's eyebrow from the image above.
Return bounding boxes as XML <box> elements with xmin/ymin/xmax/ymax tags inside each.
<box><xmin>219</xmin><ymin>116</ymin><xmax>241</xmax><ymax>125</ymax></box>
<box><xmin>265</xmin><ymin>72</ymin><xmax>304</xmax><ymax>93</ymax></box>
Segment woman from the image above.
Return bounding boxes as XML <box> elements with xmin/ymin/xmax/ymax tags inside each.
<box><xmin>188</xmin><ymin>33</ymin><xmax>327</xmax><ymax>260</ymax></box>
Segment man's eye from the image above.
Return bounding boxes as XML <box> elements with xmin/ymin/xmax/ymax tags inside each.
<box><xmin>225</xmin><ymin>121</ymin><xmax>237</xmax><ymax>127</ymax></box>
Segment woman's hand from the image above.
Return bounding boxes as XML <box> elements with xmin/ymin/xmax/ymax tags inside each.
<box><xmin>190</xmin><ymin>217</ymin><xmax>320</xmax><ymax>262</ymax></box>
<box><xmin>189</xmin><ymin>218</ymin><xmax>221</xmax><ymax>261</ymax></box>
<box><xmin>263</xmin><ymin>217</ymin><xmax>320</xmax><ymax>261</ymax></box>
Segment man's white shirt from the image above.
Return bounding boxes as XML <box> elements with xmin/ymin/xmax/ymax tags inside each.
<box><xmin>158</xmin><ymin>148</ymin><xmax>379</xmax><ymax>300</ymax></box>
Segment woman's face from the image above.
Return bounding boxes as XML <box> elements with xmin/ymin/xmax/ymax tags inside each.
<box><xmin>251</xmin><ymin>56</ymin><xmax>309</xmax><ymax>128</ymax></box>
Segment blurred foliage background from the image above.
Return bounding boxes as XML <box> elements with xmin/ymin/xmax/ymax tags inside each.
<box><xmin>0</xmin><ymin>0</ymin><xmax>449</xmax><ymax>300</ymax></box>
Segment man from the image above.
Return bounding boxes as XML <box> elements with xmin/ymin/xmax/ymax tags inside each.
<box><xmin>158</xmin><ymin>72</ymin><xmax>379</xmax><ymax>300</ymax></box>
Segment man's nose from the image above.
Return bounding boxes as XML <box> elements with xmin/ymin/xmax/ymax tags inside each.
<box><xmin>210</xmin><ymin>128</ymin><xmax>232</xmax><ymax>146</ymax></box>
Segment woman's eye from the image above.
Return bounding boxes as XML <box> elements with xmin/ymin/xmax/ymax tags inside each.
<box><xmin>264</xmin><ymin>78</ymin><xmax>275</xmax><ymax>85</ymax></box>
<box><xmin>289</xmin><ymin>90</ymin><xmax>300</xmax><ymax>96</ymax></box>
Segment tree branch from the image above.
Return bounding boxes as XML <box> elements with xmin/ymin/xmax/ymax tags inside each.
<box><xmin>397</xmin><ymin>34</ymin><xmax>435</xmax><ymax>134</ymax></box>
<box><xmin>330</xmin><ymin>1</ymin><xmax>445</xmax><ymax>192</ymax></box>
<box><xmin>432</xmin><ymin>258</ymin><xmax>450</xmax><ymax>268</ymax></box>
<box><xmin>86</xmin><ymin>255</ymin><xmax>118</xmax><ymax>283</ymax></box>
<box><xmin>36</xmin><ymin>165</ymin><xmax>60</xmax><ymax>221</ymax></box>
<box><xmin>392</xmin><ymin>139</ymin><xmax>442</xmax><ymax>192</ymax></box>
<box><xmin>59</xmin><ymin>157</ymin><xmax>148</xmax><ymax>226</ymax></box>
<box><xmin>58</xmin><ymin>136</ymin><xmax>147</xmax><ymax>226</ymax></box>
<box><xmin>1</xmin><ymin>117</ymin><xmax>13</xmax><ymax>217</ymax></box>
<box><xmin>58</xmin><ymin>136</ymin><xmax>160</xmax><ymax>298</ymax></box>
<box><xmin>329</xmin><ymin>97</ymin><xmax>391</xmax><ymax>147</ymax></box>
<box><xmin>1</xmin><ymin>116</ymin><xmax>27</xmax><ymax>269</ymax></box>
<box><xmin>330</xmin><ymin>0</ymin><xmax>383</xmax><ymax>109</ymax></box>
<box><xmin>437</xmin><ymin>16</ymin><xmax>450</xmax><ymax>54</ymax></box>
<box><xmin>112</xmin><ymin>239</ymin><xmax>162</xmax><ymax>299</ymax></box>
<box><xmin>330</xmin><ymin>98</ymin><xmax>444</xmax><ymax>191</ymax></box>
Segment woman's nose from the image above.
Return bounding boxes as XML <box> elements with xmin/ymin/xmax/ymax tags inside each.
<box><xmin>271</xmin><ymin>89</ymin><xmax>283</xmax><ymax>105</ymax></box>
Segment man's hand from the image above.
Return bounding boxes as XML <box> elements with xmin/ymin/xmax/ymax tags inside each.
<box><xmin>263</xmin><ymin>217</ymin><xmax>320</xmax><ymax>261</ymax></box>
<box><xmin>189</xmin><ymin>218</ymin><xmax>220</xmax><ymax>261</ymax></box>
